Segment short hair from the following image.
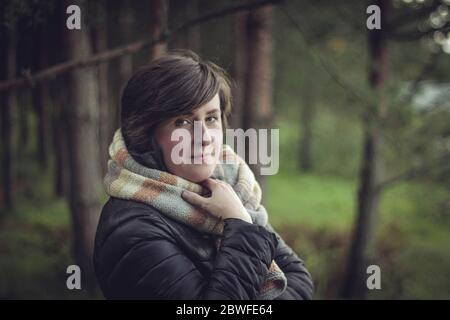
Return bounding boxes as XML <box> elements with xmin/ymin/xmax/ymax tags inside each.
<box><xmin>120</xmin><ymin>50</ymin><xmax>232</xmax><ymax>154</ymax></box>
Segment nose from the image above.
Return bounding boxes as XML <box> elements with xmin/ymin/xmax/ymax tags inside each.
<box><xmin>201</xmin><ymin>122</ymin><xmax>212</xmax><ymax>147</ymax></box>
<box><xmin>192</xmin><ymin>121</ymin><xmax>212</xmax><ymax>152</ymax></box>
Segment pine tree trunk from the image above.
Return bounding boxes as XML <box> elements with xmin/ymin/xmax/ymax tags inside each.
<box><xmin>51</xmin><ymin>0</ymin><xmax>70</xmax><ymax>198</ymax></box>
<box><xmin>33</xmin><ymin>22</ymin><xmax>51</xmax><ymax>171</ymax></box>
<box><xmin>230</xmin><ymin>11</ymin><xmax>247</xmax><ymax>130</ymax></box>
<box><xmin>33</xmin><ymin>84</ymin><xmax>50</xmax><ymax>171</ymax></box>
<box><xmin>51</xmin><ymin>77</ymin><xmax>70</xmax><ymax>198</ymax></box>
<box><xmin>341</xmin><ymin>0</ymin><xmax>389</xmax><ymax>300</ymax></box>
<box><xmin>149</xmin><ymin>0</ymin><xmax>168</xmax><ymax>60</ymax></box>
<box><xmin>299</xmin><ymin>97</ymin><xmax>314</xmax><ymax>172</ymax></box>
<box><xmin>115</xmin><ymin>0</ymin><xmax>134</xmax><ymax>135</ymax></box>
<box><xmin>242</xmin><ymin>5</ymin><xmax>274</xmax><ymax>199</ymax></box>
<box><xmin>174</xmin><ymin>0</ymin><xmax>201</xmax><ymax>52</ymax></box>
<box><xmin>94</xmin><ymin>0</ymin><xmax>110</xmax><ymax>177</ymax></box>
<box><xmin>1</xmin><ymin>25</ymin><xmax>18</xmax><ymax>210</ymax></box>
<box><xmin>185</xmin><ymin>0</ymin><xmax>201</xmax><ymax>53</ymax></box>
<box><xmin>63</xmin><ymin>0</ymin><xmax>103</xmax><ymax>290</ymax></box>
<box><xmin>18</xmin><ymin>96</ymin><xmax>29</xmax><ymax>151</ymax></box>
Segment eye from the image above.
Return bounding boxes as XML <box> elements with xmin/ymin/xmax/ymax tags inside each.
<box><xmin>175</xmin><ymin>118</ymin><xmax>191</xmax><ymax>127</ymax></box>
<box><xmin>206</xmin><ymin>116</ymin><xmax>219</xmax><ymax>123</ymax></box>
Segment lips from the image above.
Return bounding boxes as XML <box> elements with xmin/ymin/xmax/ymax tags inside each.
<box><xmin>190</xmin><ymin>152</ymin><xmax>213</xmax><ymax>163</ymax></box>
<box><xmin>191</xmin><ymin>153</ymin><xmax>212</xmax><ymax>159</ymax></box>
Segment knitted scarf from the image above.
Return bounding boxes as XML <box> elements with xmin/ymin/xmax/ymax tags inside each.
<box><xmin>103</xmin><ymin>129</ymin><xmax>287</xmax><ymax>300</ymax></box>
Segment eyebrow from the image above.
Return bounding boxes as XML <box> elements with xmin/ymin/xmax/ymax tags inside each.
<box><xmin>182</xmin><ymin>108</ymin><xmax>221</xmax><ymax>117</ymax></box>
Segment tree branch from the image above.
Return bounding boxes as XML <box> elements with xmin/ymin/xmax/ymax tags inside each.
<box><xmin>280</xmin><ymin>4</ymin><xmax>375</xmax><ymax>111</ymax></box>
<box><xmin>375</xmin><ymin>153</ymin><xmax>450</xmax><ymax>192</ymax></box>
<box><xmin>0</xmin><ymin>0</ymin><xmax>282</xmax><ymax>93</ymax></box>
<box><xmin>396</xmin><ymin>50</ymin><xmax>442</xmax><ymax>107</ymax></box>
<box><xmin>389</xmin><ymin>21</ymin><xmax>450</xmax><ymax>42</ymax></box>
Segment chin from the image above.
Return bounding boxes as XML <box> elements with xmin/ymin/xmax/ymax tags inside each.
<box><xmin>178</xmin><ymin>164</ymin><xmax>216</xmax><ymax>183</ymax></box>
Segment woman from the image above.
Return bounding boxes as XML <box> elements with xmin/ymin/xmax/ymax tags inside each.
<box><xmin>94</xmin><ymin>50</ymin><xmax>314</xmax><ymax>300</ymax></box>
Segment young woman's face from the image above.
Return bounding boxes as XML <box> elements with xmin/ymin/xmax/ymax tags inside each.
<box><xmin>154</xmin><ymin>93</ymin><xmax>223</xmax><ymax>183</ymax></box>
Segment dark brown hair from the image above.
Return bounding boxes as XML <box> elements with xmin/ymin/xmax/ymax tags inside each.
<box><xmin>121</xmin><ymin>50</ymin><xmax>232</xmax><ymax>154</ymax></box>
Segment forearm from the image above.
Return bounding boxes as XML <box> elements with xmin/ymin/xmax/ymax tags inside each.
<box><xmin>201</xmin><ymin>218</ymin><xmax>278</xmax><ymax>299</ymax></box>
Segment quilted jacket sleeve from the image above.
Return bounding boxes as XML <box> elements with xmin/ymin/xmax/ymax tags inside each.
<box><xmin>94</xmin><ymin>206</ymin><xmax>281</xmax><ymax>300</ymax></box>
<box><xmin>265</xmin><ymin>223</ymin><xmax>314</xmax><ymax>300</ymax></box>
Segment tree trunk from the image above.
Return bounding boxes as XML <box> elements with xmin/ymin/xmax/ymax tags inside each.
<box><xmin>18</xmin><ymin>94</ymin><xmax>29</xmax><ymax>151</ymax></box>
<box><xmin>299</xmin><ymin>96</ymin><xmax>314</xmax><ymax>172</ymax></box>
<box><xmin>1</xmin><ymin>25</ymin><xmax>18</xmax><ymax>210</ymax></box>
<box><xmin>33</xmin><ymin>22</ymin><xmax>51</xmax><ymax>171</ymax></box>
<box><xmin>170</xmin><ymin>0</ymin><xmax>201</xmax><ymax>53</ymax></box>
<box><xmin>185</xmin><ymin>0</ymin><xmax>201</xmax><ymax>53</ymax></box>
<box><xmin>230</xmin><ymin>11</ymin><xmax>247</xmax><ymax>130</ymax></box>
<box><xmin>94</xmin><ymin>0</ymin><xmax>110</xmax><ymax>177</ymax></box>
<box><xmin>149</xmin><ymin>0</ymin><xmax>168</xmax><ymax>60</ymax></box>
<box><xmin>33</xmin><ymin>84</ymin><xmax>51</xmax><ymax>171</ymax></box>
<box><xmin>51</xmin><ymin>77</ymin><xmax>70</xmax><ymax>198</ymax></box>
<box><xmin>115</xmin><ymin>0</ymin><xmax>134</xmax><ymax>135</ymax></box>
<box><xmin>341</xmin><ymin>0</ymin><xmax>389</xmax><ymax>300</ymax></box>
<box><xmin>242</xmin><ymin>5</ymin><xmax>274</xmax><ymax>199</ymax></box>
<box><xmin>51</xmin><ymin>0</ymin><xmax>70</xmax><ymax>198</ymax></box>
<box><xmin>63</xmin><ymin>0</ymin><xmax>103</xmax><ymax>290</ymax></box>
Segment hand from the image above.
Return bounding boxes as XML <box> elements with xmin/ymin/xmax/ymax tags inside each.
<box><xmin>181</xmin><ymin>178</ymin><xmax>252</xmax><ymax>224</ymax></box>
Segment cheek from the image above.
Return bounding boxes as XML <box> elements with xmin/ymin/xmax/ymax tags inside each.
<box><xmin>155</xmin><ymin>129</ymin><xmax>177</xmax><ymax>159</ymax></box>
<box><xmin>162</xmin><ymin>138</ymin><xmax>181</xmax><ymax>161</ymax></box>
<box><xmin>212</xmin><ymin>130</ymin><xmax>223</xmax><ymax>154</ymax></box>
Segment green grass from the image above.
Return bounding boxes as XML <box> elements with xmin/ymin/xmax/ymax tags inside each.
<box><xmin>266</xmin><ymin>172</ymin><xmax>356</xmax><ymax>230</ymax></box>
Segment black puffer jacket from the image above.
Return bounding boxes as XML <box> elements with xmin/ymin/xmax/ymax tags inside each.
<box><xmin>93</xmin><ymin>197</ymin><xmax>314</xmax><ymax>300</ymax></box>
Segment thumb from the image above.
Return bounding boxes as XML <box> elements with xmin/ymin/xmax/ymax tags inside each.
<box><xmin>182</xmin><ymin>190</ymin><xmax>209</xmax><ymax>210</ymax></box>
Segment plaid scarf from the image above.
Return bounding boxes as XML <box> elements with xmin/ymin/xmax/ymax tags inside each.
<box><xmin>103</xmin><ymin>129</ymin><xmax>287</xmax><ymax>300</ymax></box>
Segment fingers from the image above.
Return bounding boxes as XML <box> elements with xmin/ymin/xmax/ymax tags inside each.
<box><xmin>201</xmin><ymin>178</ymin><xmax>219</xmax><ymax>191</ymax></box>
<box><xmin>202</xmin><ymin>178</ymin><xmax>235</xmax><ymax>195</ymax></box>
<box><xmin>181</xmin><ymin>190</ymin><xmax>209</xmax><ymax>210</ymax></box>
